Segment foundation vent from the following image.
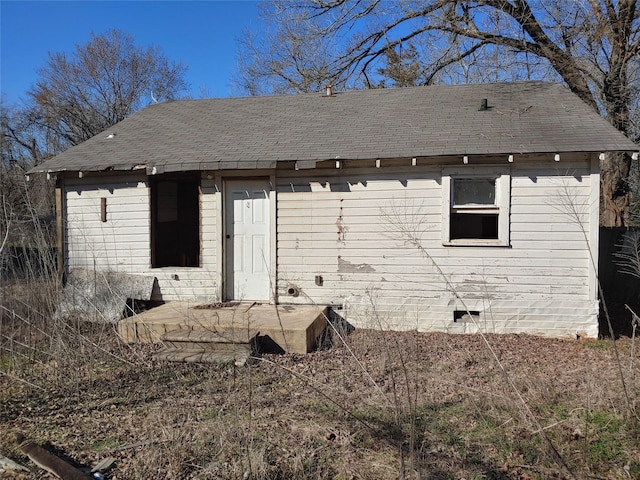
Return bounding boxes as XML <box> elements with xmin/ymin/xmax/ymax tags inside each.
<box><xmin>453</xmin><ymin>310</ymin><xmax>480</xmax><ymax>323</ymax></box>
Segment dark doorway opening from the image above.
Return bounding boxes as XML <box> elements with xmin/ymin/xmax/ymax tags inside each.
<box><xmin>151</xmin><ymin>174</ymin><xmax>200</xmax><ymax>267</ymax></box>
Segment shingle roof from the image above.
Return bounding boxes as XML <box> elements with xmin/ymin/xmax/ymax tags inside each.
<box><xmin>29</xmin><ymin>81</ymin><xmax>638</xmax><ymax>174</ymax></box>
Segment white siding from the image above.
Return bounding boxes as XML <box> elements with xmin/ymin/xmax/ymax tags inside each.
<box><xmin>64</xmin><ymin>175</ymin><xmax>221</xmax><ymax>302</ymax></box>
<box><xmin>63</xmin><ymin>156</ymin><xmax>600</xmax><ymax>337</ymax></box>
<box><xmin>65</xmin><ymin>176</ymin><xmax>151</xmax><ymax>272</ymax></box>
<box><xmin>276</xmin><ymin>159</ymin><xmax>599</xmax><ymax>337</ymax></box>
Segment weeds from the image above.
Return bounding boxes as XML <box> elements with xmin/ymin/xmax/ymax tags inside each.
<box><xmin>1</xmin><ymin>176</ymin><xmax>639</xmax><ymax>479</ymax></box>
<box><xmin>554</xmin><ymin>180</ymin><xmax>640</xmax><ymax>433</ymax></box>
<box><xmin>381</xmin><ymin>199</ymin><xmax>580</xmax><ymax>478</ymax></box>
<box><xmin>2</xmin><ymin>322</ymin><xmax>639</xmax><ymax>479</ymax></box>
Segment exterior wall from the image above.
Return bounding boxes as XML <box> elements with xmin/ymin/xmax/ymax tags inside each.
<box><xmin>62</xmin><ymin>154</ymin><xmax>600</xmax><ymax>337</ymax></box>
<box><xmin>276</xmin><ymin>156</ymin><xmax>600</xmax><ymax>338</ymax></box>
<box><xmin>65</xmin><ymin>174</ymin><xmax>150</xmax><ymax>272</ymax></box>
<box><xmin>63</xmin><ymin>174</ymin><xmax>220</xmax><ymax>302</ymax></box>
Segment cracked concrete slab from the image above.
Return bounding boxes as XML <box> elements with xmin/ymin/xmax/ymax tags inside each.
<box><xmin>56</xmin><ymin>268</ymin><xmax>156</xmax><ymax>323</ymax></box>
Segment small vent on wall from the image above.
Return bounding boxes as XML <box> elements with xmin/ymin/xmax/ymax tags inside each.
<box><xmin>100</xmin><ymin>197</ymin><xmax>107</xmax><ymax>222</ymax></box>
<box><xmin>453</xmin><ymin>310</ymin><xmax>480</xmax><ymax>323</ymax></box>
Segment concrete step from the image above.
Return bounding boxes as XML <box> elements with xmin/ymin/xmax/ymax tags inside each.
<box><xmin>162</xmin><ymin>328</ymin><xmax>259</xmax><ymax>344</ymax></box>
<box><xmin>118</xmin><ymin>303</ymin><xmax>328</xmax><ymax>353</ymax></box>
<box><xmin>154</xmin><ymin>348</ymin><xmax>252</xmax><ymax>366</ymax></box>
<box><xmin>165</xmin><ymin>342</ymin><xmax>254</xmax><ymax>354</ymax></box>
<box><xmin>155</xmin><ymin>328</ymin><xmax>258</xmax><ymax>365</ymax></box>
<box><xmin>160</xmin><ymin>328</ymin><xmax>258</xmax><ymax>352</ymax></box>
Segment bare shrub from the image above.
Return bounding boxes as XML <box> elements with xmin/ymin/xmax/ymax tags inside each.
<box><xmin>0</xmin><ymin>172</ymin><xmax>138</xmax><ymax>390</ymax></box>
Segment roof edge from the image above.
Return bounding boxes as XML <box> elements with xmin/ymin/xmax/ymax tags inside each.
<box><xmin>26</xmin><ymin>149</ymin><xmax>640</xmax><ymax>176</ymax></box>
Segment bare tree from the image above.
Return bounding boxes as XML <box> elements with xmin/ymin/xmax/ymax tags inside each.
<box><xmin>2</xmin><ymin>30</ymin><xmax>188</xmax><ymax>279</ymax></box>
<box><xmin>1</xmin><ymin>101</ymin><xmax>44</xmax><ymax>166</ymax></box>
<box><xmin>240</xmin><ymin>1</ymin><xmax>638</xmax><ymax>129</ymax></box>
<box><xmin>29</xmin><ymin>29</ymin><xmax>188</xmax><ymax>149</ymax></box>
<box><xmin>237</xmin><ymin>1</ymin><xmax>639</xmax><ymax>224</ymax></box>
<box><xmin>1</xmin><ymin>101</ymin><xmax>53</xmax><ymax>219</ymax></box>
<box><xmin>1</xmin><ymin>101</ymin><xmax>55</xmax><ymax>267</ymax></box>
<box><xmin>234</xmin><ymin>3</ymin><xmax>349</xmax><ymax>94</ymax></box>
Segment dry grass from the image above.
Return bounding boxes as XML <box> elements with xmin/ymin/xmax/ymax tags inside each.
<box><xmin>1</xmin><ymin>321</ymin><xmax>639</xmax><ymax>479</ymax></box>
<box><xmin>1</xmin><ymin>190</ymin><xmax>639</xmax><ymax>479</ymax></box>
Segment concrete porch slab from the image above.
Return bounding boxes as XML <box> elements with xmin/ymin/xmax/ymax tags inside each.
<box><xmin>117</xmin><ymin>302</ymin><xmax>328</xmax><ymax>354</ymax></box>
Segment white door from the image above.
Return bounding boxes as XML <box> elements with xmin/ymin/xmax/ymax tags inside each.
<box><xmin>225</xmin><ymin>179</ymin><xmax>271</xmax><ymax>301</ymax></box>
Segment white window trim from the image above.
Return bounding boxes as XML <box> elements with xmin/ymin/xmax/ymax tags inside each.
<box><xmin>442</xmin><ymin>166</ymin><xmax>511</xmax><ymax>247</ymax></box>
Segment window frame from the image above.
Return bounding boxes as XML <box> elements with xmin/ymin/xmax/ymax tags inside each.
<box><xmin>442</xmin><ymin>167</ymin><xmax>511</xmax><ymax>247</ymax></box>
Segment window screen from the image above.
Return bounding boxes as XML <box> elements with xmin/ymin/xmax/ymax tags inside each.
<box><xmin>453</xmin><ymin>178</ymin><xmax>496</xmax><ymax>206</ymax></box>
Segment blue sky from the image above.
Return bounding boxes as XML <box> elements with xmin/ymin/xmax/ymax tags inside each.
<box><xmin>0</xmin><ymin>0</ymin><xmax>261</xmax><ymax>105</ymax></box>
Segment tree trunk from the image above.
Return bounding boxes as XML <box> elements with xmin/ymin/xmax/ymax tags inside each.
<box><xmin>601</xmin><ymin>153</ymin><xmax>631</xmax><ymax>227</ymax></box>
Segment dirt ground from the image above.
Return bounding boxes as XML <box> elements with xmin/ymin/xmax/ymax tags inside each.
<box><xmin>1</xmin><ymin>326</ymin><xmax>639</xmax><ymax>479</ymax></box>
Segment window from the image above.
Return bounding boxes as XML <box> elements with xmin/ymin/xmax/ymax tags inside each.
<box><xmin>151</xmin><ymin>174</ymin><xmax>200</xmax><ymax>267</ymax></box>
<box><xmin>442</xmin><ymin>167</ymin><xmax>510</xmax><ymax>246</ymax></box>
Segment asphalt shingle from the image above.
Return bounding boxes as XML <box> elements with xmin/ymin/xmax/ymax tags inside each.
<box><xmin>29</xmin><ymin>81</ymin><xmax>638</xmax><ymax>174</ymax></box>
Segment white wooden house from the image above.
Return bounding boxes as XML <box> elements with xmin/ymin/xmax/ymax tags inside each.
<box><xmin>29</xmin><ymin>82</ymin><xmax>639</xmax><ymax>337</ymax></box>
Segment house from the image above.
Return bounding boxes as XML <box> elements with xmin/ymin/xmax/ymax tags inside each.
<box><xmin>28</xmin><ymin>82</ymin><xmax>639</xmax><ymax>338</ymax></box>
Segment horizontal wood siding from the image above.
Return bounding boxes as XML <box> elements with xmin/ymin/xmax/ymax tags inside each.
<box><xmin>63</xmin><ymin>158</ymin><xmax>599</xmax><ymax>336</ymax></box>
<box><xmin>64</xmin><ymin>176</ymin><xmax>220</xmax><ymax>302</ymax></box>
<box><xmin>276</xmin><ymin>160</ymin><xmax>598</xmax><ymax>337</ymax></box>
<box><xmin>66</xmin><ymin>178</ymin><xmax>151</xmax><ymax>272</ymax></box>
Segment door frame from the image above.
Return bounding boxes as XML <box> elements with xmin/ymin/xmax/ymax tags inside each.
<box><xmin>221</xmin><ymin>174</ymin><xmax>276</xmax><ymax>302</ymax></box>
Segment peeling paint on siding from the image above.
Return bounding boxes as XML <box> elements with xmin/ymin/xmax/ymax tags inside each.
<box><xmin>337</xmin><ymin>257</ymin><xmax>376</xmax><ymax>273</ymax></box>
<box><xmin>336</xmin><ymin>199</ymin><xmax>348</xmax><ymax>243</ymax></box>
